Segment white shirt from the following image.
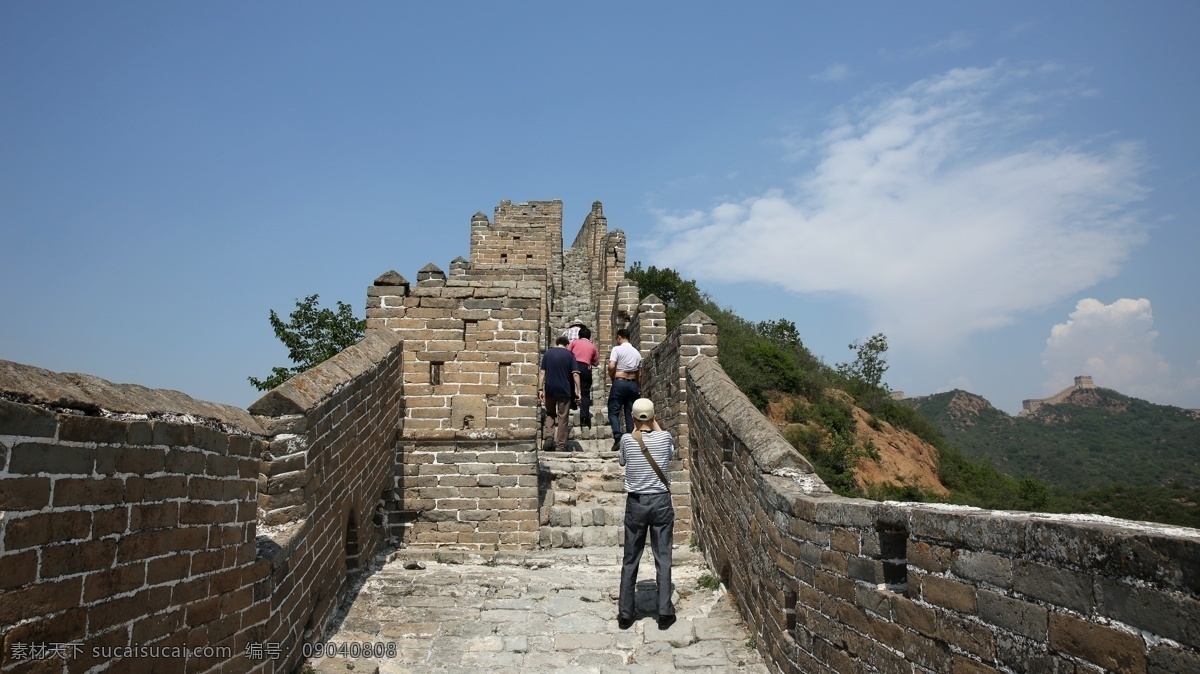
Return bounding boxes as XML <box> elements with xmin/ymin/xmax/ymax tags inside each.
<box><xmin>609</xmin><ymin>341</ymin><xmax>642</xmax><ymax>373</ymax></box>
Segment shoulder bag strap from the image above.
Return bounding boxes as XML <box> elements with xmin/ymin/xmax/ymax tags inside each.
<box><xmin>632</xmin><ymin>430</ymin><xmax>670</xmax><ymax>493</ymax></box>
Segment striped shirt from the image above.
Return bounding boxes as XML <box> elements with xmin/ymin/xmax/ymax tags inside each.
<box><xmin>619</xmin><ymin>430</ymin><xmax>676</xmax><ymax>494</ymax></box>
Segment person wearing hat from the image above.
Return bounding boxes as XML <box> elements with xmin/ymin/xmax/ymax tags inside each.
<box><xmin>616</xmin><ymin>397</ymin><xmax>677</xmax><ymax>631</ymax></box>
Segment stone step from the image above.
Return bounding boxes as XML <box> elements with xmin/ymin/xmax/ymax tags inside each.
<box><xmin>542</xmin><ymin>503</ymin><xmax>626</xmax><ymax>528</ymax></box>
<box><xmin>538</xmin><ymin>524</ymin><xmax>624</xmax><ymax>548</ymax></box>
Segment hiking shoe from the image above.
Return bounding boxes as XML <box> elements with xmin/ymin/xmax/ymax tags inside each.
<box><xmin>611</xmin><ymin>437</ymin><xmax>621</xmax><ymax>452</ymax></box>
<box><xmin>657</xmin><ymin>614</ymin><xmax>676</xmax><ymax>630</ymax></box>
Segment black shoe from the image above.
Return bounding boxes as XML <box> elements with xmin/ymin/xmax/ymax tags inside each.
<box><xmin>611</xmin><ymin>437</ymin><xmax>621</xmax><ymax>452</ymax></box>
<box><xmin>657</xmin><ymin>614</ymin><xmax>676</xmax><ymax>630</ymax></box>
<box><xmin>618</xmin><ymin>616</ymin><xmax>634</xmax><ymax>630</ymax></box>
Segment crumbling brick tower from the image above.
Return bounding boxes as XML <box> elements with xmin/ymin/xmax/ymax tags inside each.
<box><xmin>366</xmin><ymin>200</ymin><xmax>627</xmax><ymax>549</ymax></box>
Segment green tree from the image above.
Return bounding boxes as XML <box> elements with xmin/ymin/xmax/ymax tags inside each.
<box><xmin>755</xmin><ymin>318</ymin><xmax>802</xmax><ymax>350</ymax></box>
<box><xmin>625</xmin><ymin>262</ymin><xmax>709</xmax><ymax>329</ymax></box>
<box><xmin>248</xmin><ymin>294</ymin><xmax>366</xmax><ymax>391</ymax></box>
<box><xmin>837</xmin><ymin>333</ymin><xmax>889</xmax><ymax>412</ymax></box>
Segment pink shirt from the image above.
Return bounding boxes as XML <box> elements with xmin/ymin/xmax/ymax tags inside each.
<box><xmin>567</xmin><ymin>339</ymin><xmax>600</xmax><ymax>367</ymax></box>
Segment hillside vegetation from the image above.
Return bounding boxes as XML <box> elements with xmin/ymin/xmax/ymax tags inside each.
<box><xmin>626</xmin><ymin>264</ymin><xmax>1049</xmax><ymax>511</ymax></box>
<box><xmin>627</xmin><ymin>263</ymin><xmax>1199</xmax><ymax>528</ymax></box>
<box><xmin>908</xmin><ymin>389</ymin><xmax>1200</xmax><ymax>527</ymax></box>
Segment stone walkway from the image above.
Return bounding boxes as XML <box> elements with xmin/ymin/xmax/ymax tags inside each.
<box><xmin>308</xmin><ymin>547</ymin><xmax>770</xmax><ymax>674</ymax></box>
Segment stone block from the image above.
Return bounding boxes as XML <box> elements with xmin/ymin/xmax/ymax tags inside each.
<box><xmin>918</xmin><ymin>574</ymin><xmax>977</xmax><ymax>612</ymax></box>
<box><xmin>1096</xmin><ymin>577</ymin><xmax>1200</xmax><ymax>649</ymax></box>
<box><xmin>1013</xmin><ymin>560</ymin><xmax>1093</xmax><ymax>613</ymax></box>
<box><xmin>977</xmin><ymin>588</ymin><xmax>1048</xmax><ymax>640</ymax></box>
<box><xmin>952</xmin><ymin>549</ymin><xmax>1012</xmax><ymax>588</ymax></box>
<box><xmin>58</xmin><ymin>415</ymin><xmax>128</xmax><ymax>444</ymax></box>
<box><xmin>908</xmin><ymin>540</ymin><xmax>953</xmax><ymax>573</ymax></box>
<box><xmin>1049</xmin><ymin>611</ymin><xmax>1147</xmax><ymax>673</ymax></box>
<box><xmin>52</xmin><ymin>477</ymin><xmax>123</xmax><ymax>506</ymax></box>
<box><xmin>0</xmin><ymin>550</ymin><xmax>38</xmax><ymax>590</ymax></box>
<box><xmin>0</xmin><ymin>400</ymin><xmax>58</xmax><ymax>437</ymax></box>
<box><xmin>9</xmin><ymin>442</ymin><xmax>95</xmax><ymax>475</ymax></box>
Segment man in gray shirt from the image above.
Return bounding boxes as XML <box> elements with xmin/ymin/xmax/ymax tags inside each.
<box><xmin>617</xmin><ymin>398</ymin><xmax>677</xmax><ymax>630</ymax></box>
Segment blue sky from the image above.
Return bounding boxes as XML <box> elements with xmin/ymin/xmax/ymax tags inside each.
<box><xmin>2</xmin><ymin>2</ymin><xmax>1197</xmax><ymax>413</ymax></box>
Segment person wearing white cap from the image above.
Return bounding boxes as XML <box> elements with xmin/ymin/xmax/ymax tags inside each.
<box><xmin>616</xmin><ymin>397</ymin><xmax>677</xmax><ymax>631</ymax></box>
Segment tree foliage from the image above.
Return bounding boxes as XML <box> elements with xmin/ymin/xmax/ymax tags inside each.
<box><xmin>625</xmin><ymin>262</ymin><xmax>709</xmax><ymax>329</ymax></box>
<box><xmin>248</xmin><ymin>294</ymin><xmax>366</xmax><ymax>391</ymax></box>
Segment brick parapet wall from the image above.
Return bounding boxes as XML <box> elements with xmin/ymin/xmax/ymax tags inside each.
<box><xmin>0</xmin><ymin>362</ymin><xmax>269</xmax><ymax>673</ymax></box>
<box><xmin>366</xmin><ymin>270</ymin><xmax>544</xmax><ymax>439</ymax></box>
<box><xmin>0</xmin><ymin>328</ymin><xmax>404</xmax><ymax>673</ymax></box>
<box><xmin>473</xmin><ymin>200</ymin><xmax>563</xmax><ymax>298</ymax></box>
<box><xmin>632</xmin><ymin>295</ymin><xmax>667</xmax><ymax>360</ymax></box>
<box><xmin>247</xmin><ymin>330</ymin><xmax>403</xmax><ymax>672</ymax></box>
<box><xmin>392</xmin><ymin>438</ymin><xmax>539</xmax><ymax>550</ymax></box>
<box><xmin>638</xmin><ymin>312</ymin><xmax>719</xmax><ymax>546</ymax></box>
<box><xmin>685</xmin><ymin>355</ymin><xmax>1200</xmax><ymax>674</ymax></box>
<box><xmin>599</xmin><ymin>230</ymin><xmax>627</xmax><ymax>354</ymax></box>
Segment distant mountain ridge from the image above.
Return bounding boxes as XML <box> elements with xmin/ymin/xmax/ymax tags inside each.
<box><xmin>906</xmin><ymin>385</ymin><xmax>1200</xmax><ymax>490</ymax></box>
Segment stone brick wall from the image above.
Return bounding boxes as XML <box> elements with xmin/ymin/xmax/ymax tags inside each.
<box><xmin>686</xmin><ymin>355</ymin><xmax>1200</xmax><ymax>674</ymax></box>
<box><xmin>247</xmin><ymin>330</ymin><xmax>403</xmax><ymax>671</ymax></box>
<box><xmin>637</xmin><ymin>311</ymin><xmax>718</xmax><ymax>546</ymax></box>
<box><xmin>0</xmin><ymin>360</ymin><xmax>269</xmax><ymax>673</ymax></box>
<box><xmin>0</xmin><ymin>328</ymin><xmax>404</xmax><ymax>673</ymax></box>
<box><xmin>392</xmin><ymin>438</ymin><xmax>539</xmax><ymax>549</ymax></box>
<box><xmin>368</xmin><ymin>204</ymin><xmax>559</xmax><ymax>549</ymax></box>
<box><xmin>472</xmin><ymin>199</ymin><xmax>563</xmax><ymax>296</ymax></box>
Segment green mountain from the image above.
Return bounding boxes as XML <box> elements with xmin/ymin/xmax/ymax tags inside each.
<box><xmin>908</xmin><ymin>387</ymin><xmax>1200</xmax><ymax>490</ymax></box>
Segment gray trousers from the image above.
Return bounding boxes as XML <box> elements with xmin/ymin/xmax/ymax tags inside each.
<box><xmin>619</xmin><ymin>491</ymin><xmax>674</xmax><ymax>619</ymax></box>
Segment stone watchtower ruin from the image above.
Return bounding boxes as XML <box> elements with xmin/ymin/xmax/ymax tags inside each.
<box><xmin>362</xmin><ymin>199</ymin><xmax>698</xmax><ymax>550</ymax></box>
<box><xmin>2</xmin><ymin>199</ymin><xmax>1197</xmax><ymax>674</ymax></box>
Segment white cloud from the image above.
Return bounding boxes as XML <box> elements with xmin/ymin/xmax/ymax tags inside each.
<box><xmin>649</xmin><ymin>63</ymin><xmax>1148</xmax><ymax>348</ymax></box>
<box><xmin>812</xmin><ymin>63</ymin><xmax>851</xmax><ymax>83</ymax></box>
<box><xmin>910</xmin><ymin>31</ymin><xmax>976</xmax><ymax>57</ymax></box>
<box><xmin>1041</xmin><ymin>298</ymin><xmax>1197</xmax><ymax>404</ymax></box>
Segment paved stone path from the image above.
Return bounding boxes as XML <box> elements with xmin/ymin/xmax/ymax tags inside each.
<box><xmin>309</xmin><ymin>547</ymin><xmax>770</xmax><ymax>674</ymax></box>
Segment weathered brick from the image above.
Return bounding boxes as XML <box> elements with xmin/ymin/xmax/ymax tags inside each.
<box><xmin>1049</xmin><ymin>611</ymin><xmax>1146</xmax><ymax>673</ymax></box>
<box><xmin>952</xmin><ymin>549</ymin><xmax>1012</xmax><ymax>588</ymax></box>
<box><xmin>83</xmin><ymin>561</ymin><xmax>147</xmax><ymax>602</ymax></box>
<box><xmin>919</xmin><ymin>574</ymin><xmax>977</xmax><ymax>613</ymax></box>
<box><xmin>891</xmin><ymin>594</ymin><xmax>937</xmax><ymax>638</ymax></box>
<box><xmin>96</xmin><ymin>445</ymin><xmax>165</xmax><ymax>474</ymax></box>
<box><xmin>9</xmin><ymin>442</ymin><xmax>95</xmax><ymax>474</ymax></box>
<box><xmin>1147</xmin><ymin>641</ymin><xmax>1200</xmax><ymax>673</ymax></box>
<box><xmin>937</xmin><ymin>612</ymin><xmax>995</xmax><ymax>660</ymax></box>
<box><xmin>130</xmin><ymin>502</ymin><xmax>179</xmax><ymax>530</ymax></box>
<box><xmin>92</xmin><ymin>506</ymin><xmax>129</xmax><ymax>537</ymax></box>
<box><xmin>58</xmin><ymin>415</ymin><xmax>127</xmax><ymax>444</ymax></box>
<box><xmin>41</xmin><ymin>539</ymin><xmax>117</xmax><ymax>578</ymax></box>
<box><xmin>908</xmin><ymin>540</ymin><xmax>953</xmax><ymax>573</ymax></box>
<box><xmin>52</xmin><ymin>477</ymin><xmax>124</xmax><ymax>506</ymax></box>
<box><xmin>0</xmin><ymin>399</ymin><xmax>58</xmax><ymax>437</ymax></box>
<box><xmin>977</xmin><ymin>588</ymin><xmax>1048</xmax><ymax>640</ymax></box>
<box><xmin>2</xmin><ymin>606</ymin><xmax>87</xmax><ymax>652</ymax></box>
<box><xmin>3</xmin><ymin>510</ymin><xmax>91</xmax><ymax>550</ymax></box>
<box><xmin>152</xmin><ymin>421</ymin><xmax>194</xmax><ymax>447</ymax></box>
<box><xmin>1096</xmin><ymin>577</ymin><xmax>1200</xmax><ymax>650</ymax></box>
<box><xmin>0</xmin><ymin>576</ymin><xmax>82</xmax><ymax>625</ymax></box>
<box><xmin>1013</xmin><ymin>560</ymin><xmax>1093</xmax><ymax>613</ymax></box>
<box><xmin>830</xmin><ymin>527</ymin><xmax>861</xmax><ymax>554</ymax></box>
<box><xmin>0</xmin><ymin>550</ymin><xmax>38</xmax><ymax>590</ymax></box>
<box><xmin>147</xmin><ymin>554</ymin><xmax>191</xmax><ymax>585</ymax></box>
<box><xmin>89</xmin><ymin>586</ymin><xmax>171</xmax><ymax>630</ymax></box>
